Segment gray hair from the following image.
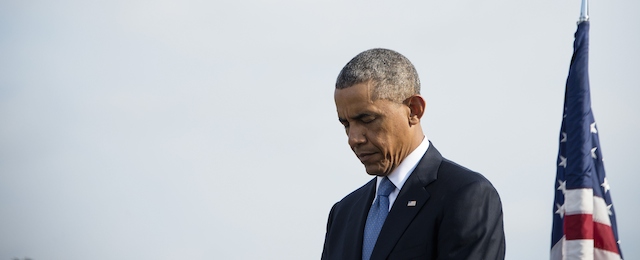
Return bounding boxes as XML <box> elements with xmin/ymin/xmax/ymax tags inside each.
<box><xmin>336</xmin><ymin>48</ymin><xmax>420</xmax><ymax>103</ymax></box>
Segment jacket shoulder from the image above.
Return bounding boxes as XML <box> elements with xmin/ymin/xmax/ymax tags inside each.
<box><xmin>332</xmin><ymin>179</ymin><xmax>374</xmax><ymax>209</ymax></box>
<box><xmin>437</xmin><ymin>158</ymin><xmax>496</xmax><ymax>189</ymax></box>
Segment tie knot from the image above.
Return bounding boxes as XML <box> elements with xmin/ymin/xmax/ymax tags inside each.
<box><xmin>378</xmin><ymin>177</ymin><xmax>395</xmax><ymax>197</ymax></box>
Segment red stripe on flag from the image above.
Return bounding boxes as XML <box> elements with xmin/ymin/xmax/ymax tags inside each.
<box><xmin>594</xmin><ymin>221</ymin><xmax>620</xmax><ymax>254</ymax></box>
<box><xmin>565</xmin><ymin>214</ymin><xmax>593</xmax><ymax>240</ymax></box>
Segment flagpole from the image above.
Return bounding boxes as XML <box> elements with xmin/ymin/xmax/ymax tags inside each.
<box><xmin>579</xmin><ymin>0</ymin><xmax>589</xmax><ymax>22</ymax></box>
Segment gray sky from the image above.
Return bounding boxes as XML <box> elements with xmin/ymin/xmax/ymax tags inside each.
<box><xmin>1</xmin><ymin>0</ymin><xmax>638</xmax><ymax>259</ymax></box>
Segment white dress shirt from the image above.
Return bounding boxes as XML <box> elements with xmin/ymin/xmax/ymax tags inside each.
<box><xmin>373</xmin><ymin>137</ymin><xmax>430</xmax><ymax>211</ymax></box>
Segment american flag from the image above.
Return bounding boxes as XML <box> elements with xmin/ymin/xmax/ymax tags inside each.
<box><xmin>550</xmin><ymin>21</ymin><xmax>623</xmax><ymax>260</ymax></box>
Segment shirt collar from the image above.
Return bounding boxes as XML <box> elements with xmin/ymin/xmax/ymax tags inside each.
<box><xmin>376</xmin><ymin>137</ymin><xmax>430</xmax><ymax>192</ymax></box>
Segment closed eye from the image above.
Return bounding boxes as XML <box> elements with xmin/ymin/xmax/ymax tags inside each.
<box><xmin>361</xmin><ymin>116</ymin><xmax>375</xmax><ymax>123</ymax></box>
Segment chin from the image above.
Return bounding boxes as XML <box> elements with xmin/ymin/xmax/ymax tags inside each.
<box><xmin>364</xmin><ymin>165</ymin><xmax>390</xmax><ymax>176</ymax></box>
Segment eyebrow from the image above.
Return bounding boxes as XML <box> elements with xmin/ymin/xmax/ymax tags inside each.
<box><xmin>338</xmin><ymin>113</ymin><xmax>375</xmax><ymax>123</ymax></box>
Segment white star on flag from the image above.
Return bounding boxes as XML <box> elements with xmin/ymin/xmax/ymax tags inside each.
<box><xmin>591</xmin><ymin>147</ymin><xmax>598</xmax><ymax>159</ymax></box>
<box><xmin>555</xmin><ymin>203</ymin><xmax>565</xmax><ymax>218</ymax></box>
<box><xmin>557</xmin><ymin>180</ymin><xmax>567</xmax><ymax>195</ymax></box>
<box><xmin>558</xmin><ymin>155</ymin><xmax>567</xmax><ymax>168</ymax></box>
<box><xmin>601</xmin><ymin>177</ymin><xmax>611</xmax><ymax>193</ymax></box>
<box><xmin>590</xmin><ymin>122</ymin><xmax>598</xmax><ymax>134</ymax></box>
<box><xmin>560</xmin><ymin>132</ymin><xmax>567</xmax><ymax>143</ymax></box>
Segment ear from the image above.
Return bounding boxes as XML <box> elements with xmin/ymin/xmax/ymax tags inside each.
<box><xmin>406</xmin><ymin>95</ymin><xmax>426</xmax><ymax>125</ymax></box>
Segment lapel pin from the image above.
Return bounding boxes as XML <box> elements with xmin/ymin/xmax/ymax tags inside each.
<box><xmin>407</xmin><ymin>200</ymin><xmax>417</xmax><ymax>207</ymax></box>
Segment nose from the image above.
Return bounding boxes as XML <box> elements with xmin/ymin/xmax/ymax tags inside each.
<box><xmin>347</xmin><ymin>126</ymin><xmax>366</xmax><ymax>147</ymax></box>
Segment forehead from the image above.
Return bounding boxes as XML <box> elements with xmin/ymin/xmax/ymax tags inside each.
<box><xmin>335</xmin><ymin>81</ymin><xmax>370</xmax><ymax>101</ymax></box>
<box><xmin>334</xmin><ymin>82</ymin><xmax>395</xmax><ymax>117</ymax></box>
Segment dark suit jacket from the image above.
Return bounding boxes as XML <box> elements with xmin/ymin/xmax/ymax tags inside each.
<box><xmin>321</xmin><ymin>144</ymin><xmax>505</xmax><ymax>260</ymax></box>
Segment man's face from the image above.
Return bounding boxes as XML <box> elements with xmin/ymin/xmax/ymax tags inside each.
<box><xmin>334</xmin><ymin>82</ymin><xmax>415</xmax><ymax>176</ymax></box>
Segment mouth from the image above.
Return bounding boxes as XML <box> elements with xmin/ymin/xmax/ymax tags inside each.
<box><xmin>356</xmin><ymin>152</ymin><xmax>377</xmax><ymax>163</ymax></box>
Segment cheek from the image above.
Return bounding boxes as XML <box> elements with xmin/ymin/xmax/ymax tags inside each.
<box><xmin>369</xmin><ymin>128</ymin><xmax>395</xmax><ymax>153</ymax></box>
<box><xmin>382</xmin><ymin>120</ymin><xmax>410</xmax><ymax>149</ymax></box>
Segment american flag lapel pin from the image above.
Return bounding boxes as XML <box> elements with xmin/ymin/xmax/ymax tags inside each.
<box><xmin>407</xmin><ymin>200</ymin><xmax>417</xmax><ymax>207</ymax></box>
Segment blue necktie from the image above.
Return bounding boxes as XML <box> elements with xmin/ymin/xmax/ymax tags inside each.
<box><xmin>362</xmin><ymin>177</ymin><xmax>395</xmax><ymax>260</ymax></box>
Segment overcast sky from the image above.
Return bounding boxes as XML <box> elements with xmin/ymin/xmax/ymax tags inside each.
<box><xmin>1</xmin><ymin>0</ymin><xmax>639</xmax><ymax>259</ymax></box>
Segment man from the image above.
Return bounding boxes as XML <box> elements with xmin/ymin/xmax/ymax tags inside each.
<box><xmin>322</xmin><ymin>48</ymin><xmax>505</xmax><ymax>260</ymax></box>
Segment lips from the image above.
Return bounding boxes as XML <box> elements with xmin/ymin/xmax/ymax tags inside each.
<box><xmin>356</xmin><ymin>152</ymin><xmax>377</xmax><ymax>163</ymax></box>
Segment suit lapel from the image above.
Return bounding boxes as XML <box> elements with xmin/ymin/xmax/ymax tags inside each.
<box><xmin>344</xmin><ymin>178</ymin><xmax>376</xmax><ymax>259</ymax></box>
<box><xmin>371</xmin><ymin>144</ymin><xmax>444</xmax><ymax>260</ymax></box>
